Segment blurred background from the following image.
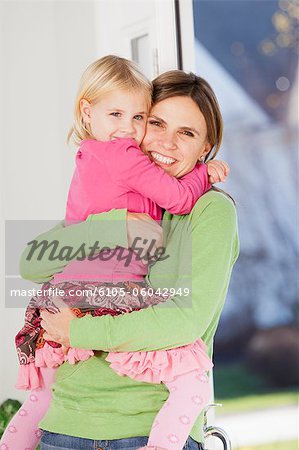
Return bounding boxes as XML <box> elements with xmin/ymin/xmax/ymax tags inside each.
<box><xmin>1</xmin><ymin>0</ymin><xmax>298</xmax><ymax>449</ymax></box>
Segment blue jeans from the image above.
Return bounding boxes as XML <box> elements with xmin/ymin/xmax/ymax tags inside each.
<box><xmin>40</xmin><ymin>431</ymin><xmax>204</xmax><ymax>449</ymax></box>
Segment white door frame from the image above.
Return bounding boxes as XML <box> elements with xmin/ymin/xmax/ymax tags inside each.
<box><xmin>176</xmin><ymin>0</ymin><xmax>196</xmax><ymax>72</ymax></box>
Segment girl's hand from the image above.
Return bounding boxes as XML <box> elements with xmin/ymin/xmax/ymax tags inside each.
<box><xmin>40</xmin><ymin>297</ymin><xmax>76</xmax><ymax>348</ymax></box>
<box><xmin>206</xmin><ymin>160</ymin><xmax>230</xmax><ymax>184</ymax></box>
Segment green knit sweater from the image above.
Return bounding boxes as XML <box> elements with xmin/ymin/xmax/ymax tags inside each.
<box><xmin>19</xmin><ymin>190</ymin><xmax>239</xmax><ymax>443</ymax></box>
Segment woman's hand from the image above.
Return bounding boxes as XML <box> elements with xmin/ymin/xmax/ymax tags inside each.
<box><xmin>40</xmin><ymin>297</ymin><xmax>77</xmax><ymax>348</ymax></box>
<box><xmin>206</xmin><ymin>159</ymin><xmax>230</xmax><ymax>184</ymax></box>
<box><xmin>127</xmin><ymin>212</ymin><xmax>164</xmax><ymax>261</ymax></box>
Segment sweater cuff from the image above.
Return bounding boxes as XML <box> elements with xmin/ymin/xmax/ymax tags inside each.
<box><xmin>70</xmin><ymin>315</ymin><xmax>110</xmax><ymax>350</ymax></box>
<box><xmin>87</xmin><ymin>208</ymin><xmax>128</xmax><ymax>250</ymax></box>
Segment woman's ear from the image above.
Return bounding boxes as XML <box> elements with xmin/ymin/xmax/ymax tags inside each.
<box><xmin>80</xmin><ymin>99</ymin><xmax>92</xmax><ymax>123</ymax></box>
<box><xmin>199</xmin><ymin>142</ymin><xmax>212</xmax><ymax>162</ymax></box>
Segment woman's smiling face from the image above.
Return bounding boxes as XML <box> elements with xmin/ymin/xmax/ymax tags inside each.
<box><xmin>141</xmin><ymin>96</ymin><xmax>211</xmax><ymax>178</ymax></box>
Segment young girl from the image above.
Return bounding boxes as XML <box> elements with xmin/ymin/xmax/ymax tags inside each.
<box><xmin>1</xmin><ymin>55</ymin><xmax>228</xmax><ymax>450</ymax></box>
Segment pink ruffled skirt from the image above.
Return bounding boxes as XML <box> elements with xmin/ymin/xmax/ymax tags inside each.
<box><xmin>16</xmin><ymin>277</ymin><xmax>211</xmax><ymax>389</ymax></box>
<box><xmin>16</xmin><ymin>338</ymin><xmax>212</xmax><ymax>390</ymax></box>
<box><xmin>106</xmin><ymin>338</ymin><xmax>213</xmax><ymax>384</ymax></box>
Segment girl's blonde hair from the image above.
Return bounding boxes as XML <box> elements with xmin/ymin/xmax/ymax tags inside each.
<box><xmin>68</xmin><ymin>55</ymin><xmax>152</xmax><ymax>145</ymax></box>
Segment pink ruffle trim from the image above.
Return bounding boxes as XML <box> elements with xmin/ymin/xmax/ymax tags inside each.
<box><xmin>15</xmin><ymin>343</ymin><xmax>94</xmax><ymax>390</ymax></box>
<box><xmin>65</xmin><ymin>347</ymin><xmax>94</xmax><ymax>365</ymax></box>
<box><xmin>105</xmin><ymin>338</ymin><xmax>213</xmax><ymax>384</ymax></box>
<box><xmin>15</xmin><ymin>362</ymin><xmax>43</xmax><ymax>390</ymax></box>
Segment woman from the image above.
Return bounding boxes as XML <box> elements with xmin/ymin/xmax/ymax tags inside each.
<box><xmin>19</xmin><ymin>70</ymin><xmax>239</xmax><ymax>450</ymax></box>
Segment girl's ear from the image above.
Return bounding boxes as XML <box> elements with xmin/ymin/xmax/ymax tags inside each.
<box><xmin>80</xmin><ymin>99</ymin><xmax>92</xmax><ymax>123</ymax></box>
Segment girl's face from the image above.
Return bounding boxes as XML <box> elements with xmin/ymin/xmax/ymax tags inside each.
<box><xmin>80</xmin><ymin>89</ymin><xmax>149</xmax><ymax>145</ymax></box>
<box><xmin>142</xmin><ymin>96</ymin><xmax>211</xmax><ymax>178</ymax></box>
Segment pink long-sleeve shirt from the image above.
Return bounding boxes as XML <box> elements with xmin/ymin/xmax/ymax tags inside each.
<box><xmin>54</xmin><ymin>138</ymin><xmax>210</xmax><ymax>283</ymax></box>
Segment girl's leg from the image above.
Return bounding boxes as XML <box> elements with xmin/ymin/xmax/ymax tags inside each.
<box><xmin>0</xmin><ymin>367</ymin><xmax>55</xmax><ymax>450</ymax></box>
<box><xmin>146</xmin><ymin>370</ymin><xmax>211</xmax><ymax>450</ymax></box>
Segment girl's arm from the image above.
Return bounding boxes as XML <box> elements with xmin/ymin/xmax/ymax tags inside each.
<box><xmin>70</xmin><ymin>192</ymin><xmax>239</xmax><ymax>351</ymax></box>
<box><xmin>83</xmin><ymin>138</ymin><xmax>211</xmax><ymax>215</ymax></box>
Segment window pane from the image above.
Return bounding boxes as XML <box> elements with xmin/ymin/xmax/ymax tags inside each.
<box><xmin>131</xmin><ymin>34</ymin><xmax>152</xmax><ymax>78</ymax></box>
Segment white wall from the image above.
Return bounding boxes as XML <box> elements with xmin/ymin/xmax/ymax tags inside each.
<box><xmin>1</xmin><ymin>0</ymin><xmax>97</xmax><ymax>403</ymax></box>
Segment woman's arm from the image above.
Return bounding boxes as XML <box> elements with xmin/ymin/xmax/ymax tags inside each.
<box><xmin>70</xmin><ymin>192</ymin><xmax>239</xmax><ymax>351</ymax></box>
<box><xmin>20</xmin><ymin>210</ymin><xmax>164</xmax><ymax>283</ymax></box>
<box><xmin>19</xmin><ymin>209</ymin><xmax>128</xmax><ymax>283</ymax></box>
